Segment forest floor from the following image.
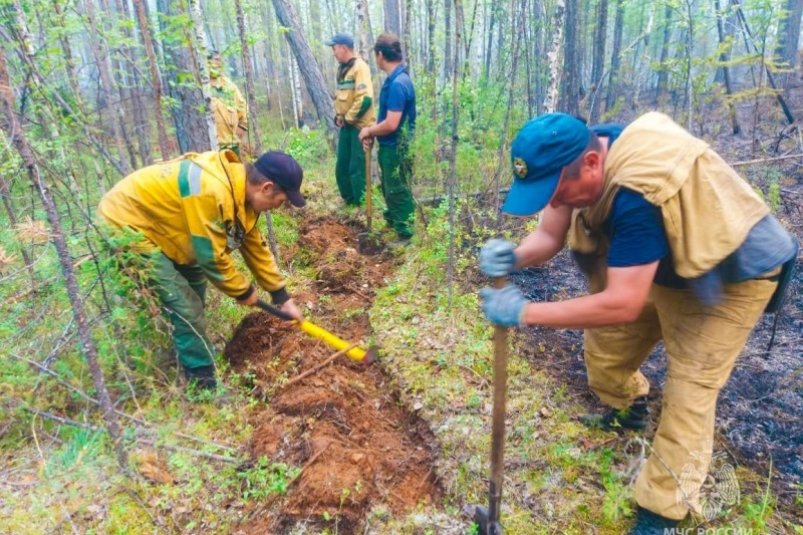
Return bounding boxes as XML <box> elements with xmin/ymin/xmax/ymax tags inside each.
<box><xmin>1</xmin><ymin>97</ymin><xmax>802</xmax><ymax>534</ymax></box>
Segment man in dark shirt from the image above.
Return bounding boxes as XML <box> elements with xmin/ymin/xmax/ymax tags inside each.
<box><xmin>478</xmin><ymin>113</ymin><xmax>797</xmax><ymax>533</ymax></box>
<box><xmin>359</xmin><ymin>32</ymin><xmax>416</xmax><ymax>244</ymax></box>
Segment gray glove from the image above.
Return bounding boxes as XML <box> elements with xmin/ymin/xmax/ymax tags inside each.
<box><xmin>479</xmin><ymin>284</ymin><xmax>528</xmax><ymax>327</ymax></box>
<box><xmin>479</xmin><ymin>239</ymin><xmax>517</xmax><ymax>277</ymax></box>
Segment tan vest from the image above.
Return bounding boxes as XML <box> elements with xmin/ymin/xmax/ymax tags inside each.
<box><xmin>568</xmin><ymin>112</ymin><xmax>769</xmax><ymax>292</ymax></box>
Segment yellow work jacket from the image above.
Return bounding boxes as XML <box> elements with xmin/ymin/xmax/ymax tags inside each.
<box><xmin>334</xmin><ymin>57</ymin><xmax>375</xmax><ymax>128</ymax></box>
<box><xmin>568</xmin><ymin>112</ymin><xmax>769</xmax><ymax>292</ymax></box>
<box><xmin>98</xmin><ymin>150</ymin><xmax>285</xmax><ymax>299</ymax></box>
<box><xmin>210</xmin><ymin>74</ymin><xmax>247</xmax><ymax>146</ymax></box>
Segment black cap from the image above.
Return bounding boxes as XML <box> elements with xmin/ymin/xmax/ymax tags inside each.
<box><xmin>253</xmin><ymin>151</ymin><xmax>306</xmax><ymax>208</ymax></box>
<box><xmin>325</xmin><ymin>33</ymin><xmax>354</xmax><ymax>48</ymax></box>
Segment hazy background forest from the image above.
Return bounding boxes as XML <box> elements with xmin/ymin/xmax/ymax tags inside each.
<box><xmin>0</xmin><ymin>0</ymin><xmax>801</xmax><ymax>533</ymax></box>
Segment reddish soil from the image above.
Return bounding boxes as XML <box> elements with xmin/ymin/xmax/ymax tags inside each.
<box><xmin>224</xmin><ymin>217</ymin><xmax>442</xmax><ymax>533</ymax></box>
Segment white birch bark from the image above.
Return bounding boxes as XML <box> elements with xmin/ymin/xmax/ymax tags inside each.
<box><xmin>543</xmin><ymin>0</ymin><xmax>566</xmax><ymax>113</ymax></box>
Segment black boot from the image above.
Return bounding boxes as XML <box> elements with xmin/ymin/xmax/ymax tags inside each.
<box><xmin>629</xmin><ymin>506</ymin><xmax>679</xmax><ymax>534</ymax></box>
<box><xmin>580</xmin><ymin>396</ymin><xmax>649</xmax><ymax>431</ymax></box>
<box><xmin>185</xmin><ymin>365</ymin><xmax>217</xmax><ymax>391</ymax></box>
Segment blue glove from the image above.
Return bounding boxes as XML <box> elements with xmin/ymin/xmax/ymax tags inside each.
<box><xmin>479</xmin><ymin>239</ymin><xmax>517</xmax><ymax>277</ymax></box>
<box><xmin>480</xmin><ymin>284</ymin><xmax>528</xmax><ymax>327</ymax></box>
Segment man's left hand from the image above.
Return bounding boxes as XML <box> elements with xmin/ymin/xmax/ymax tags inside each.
<box><xmin>479</xmin><ymin>284</ymin><xmax>529</xmax><ymax>327</ymax></box>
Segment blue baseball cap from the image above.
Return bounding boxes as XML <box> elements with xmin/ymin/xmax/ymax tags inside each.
<box><xmin>325</xmin><ymin>33</ymin><xmax>354</xmax><ymax>48</ymax></box>
<box><xmin>503</xmin><ymin>113</ymin><xmax>591</xmax><ymax>216</ymax></box>
<box><xmin>254</xmin><ymin>151</ymin><xmax>306</xmax><ymax>207</ymax></box>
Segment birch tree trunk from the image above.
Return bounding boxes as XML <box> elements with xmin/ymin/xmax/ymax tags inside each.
<box><xmin>133</xmin><ymin>0</ymin><xmax>172</xmax><ymax>159</ymax></box>
<box><xmin>187</xmin><ymin>0</ymin><xmax>219</xmax><ymax>151</ymax></box>
<box><xmin>235</xmin><ymin>0</ymin><xmax>263</xmax><ymax>155</ymax></box>
<box><xmin>656</xmin><ymin>4</ymin><xmax>672</xmax><ymax>98</ymax></box>
<box><xmin>271</xmin><ymin>0</ymin><xmax>336</xmax><ymax>136</ymax></box>
<box><xmin>0</xmin><ymin>46</ymin><xmax>127</xmax><ymax>470</ymax></box>
<box><xmin>356</xmin><ymin>0</ymin><xmax>373</xmax><ymax>61</ymax></box>
<box><xmin>543</xmin><ymin>0</ymin><xmax>566</xmax><ymax>113</ymax></box>
<box><xmin>443</xmin><ymin>0</ymin><xmax>453</xmax><ymax>80</ymax></box>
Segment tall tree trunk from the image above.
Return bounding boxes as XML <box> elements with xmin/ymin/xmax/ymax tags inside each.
<box><xmin>732</xmin><ymin>0</ymin><xmax>796</xmax><ymax>124</ymax></box>
<box><xmin>776</xmin><ymin>0</ymin><xmax>803</xmax><ymax>87</ymax></box>
<box><xmin>356</xmin><ymin>0</ymin><xmax>372</xmax><ymax>61</ymax></box>
<box><xmin>426</xmin><ymin>0</ymin><xmax>436</xmax><ymax>72</ymax></box>
<box><xmin>714</xmin><ymin>0</ymin><xmax>741</xmax><ymax>134</ymax></box>
<box><xmin>484</xmin><ymin>0</ymin><xmax>496</xmax><ymax>80</ymax></box>
<box><xmin>157</xmin><ymin>0</ymin><xmax>213</xmax><ymax>153</ymax></box>
<box><xmin>0</xmin><ymin>46</ymin><xmax>128</xmax><ymax>470</ymax></box>
<box><xmin>271</xmin><ymin>0</ymin><xmax>336</xmax><ymax>136</ymax></box>
<box><xmin>447</xmin><ymin>0</ymin><xmax>463</xmax><ymax>305</ymax></box>
<box><xmin>543</xmin><ymin>0</ymin><xmax>566</xmax><ymax>112</ymax></box>
<box><xmin>590</xmin><ymin>0</ymin><xmax>608</xmax><ymax>121</ymax></box>
<box><xmin>51</xmin><ymin>0</ymin><xmax>84</xmax><ymax>111</ymax></box>
<box><xmin>133</xmin><ymin>0</ymin><xmax>172</xmax><ymax>159</ymax></box>
<box><xmin>187</xmin><ymin>0</ymin><xmax>219</xmax><ymax>150</ymax></box>
<box><xmin>684</xmin><ymin>0</ymin><xmax>694</xmax><ymax>131</ymax></box>
<box><xmin>656</xmin><ymin>4</ymin><xmax>672</xmax><ymax>98</ymax></box>
<box><xmin>604</xmin><ymin>0</ymin><xmax>624</xmax><ymax>113</ymax></box>
<box><xmin>443</xmin><ymin>0</ymin><xmax>453</xmax><ymax>80</ymax></box>
<box><xmin>559</xmin><ymin>0</ymin><xmax>581</xmax><ymax>115</ymax></box>
<box><xmin>83</xmin><ymin>0</ymin><xmax>133</xmax><ymax>173</ymax></box>
<box><xmin>235</xmin><ymin>0</ymin><xmax>263</xmax><ymax>155</ymax></box>
<box><xmin>384</xmin><ymin>0</ymin><xmax>402</xmax><ymax>34</ymax></box>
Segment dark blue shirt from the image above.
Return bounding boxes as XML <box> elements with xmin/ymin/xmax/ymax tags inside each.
<box><xmin>377</xmin><ymin>64</ymin><xmax>416</xmax><ymax>147</ymax></box>
<box><xmin>593</xmin><ymin>122</ymin><xmax>797</xmax><ymax>303</ymax></box>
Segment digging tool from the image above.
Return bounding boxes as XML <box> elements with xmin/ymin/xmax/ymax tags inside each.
<box><xmin>472</xmin><ymin>277</ymin><xmax>510</xmax><ymax>535</ymax></box>
<box><xmin>255</xmin><ymin>300</ymin><xmax>376</xmax><ymax>364</ymax></box>
<box><xmin>357</xmin><ymin>145</ymin><xmax>382</xmax><ymax>255</ymax></box>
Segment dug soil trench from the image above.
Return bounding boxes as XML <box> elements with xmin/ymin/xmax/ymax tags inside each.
<box><xmin>225</xmin><ymin>217</ymin><xmax>442</xmax><ymax>533</ymax></box>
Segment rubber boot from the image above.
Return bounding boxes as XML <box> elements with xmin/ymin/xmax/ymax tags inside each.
<box><xmin>580</xmin><ymin>396</ymin><xmax>649</xmax><ymax>431</ymax></box>
<box><xmin>629</xmin><ymin>506</ymin><xmax>679</xmax><ymax>534</ymax></box>
<box><xmin>185</xmin><ymin>364</ymin><xmax>217</xmax><ymax>392</ymax></box>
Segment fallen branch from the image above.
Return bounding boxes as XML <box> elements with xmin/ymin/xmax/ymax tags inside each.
<box><xmin>280</xmin><ymin>344</ymin><xmax>356</xmax><ymax>390</ymax></box>
<box><xmin>731</xmin><ymin>153</ymin><xmax>803</xmax><ymax>167</ymax></box>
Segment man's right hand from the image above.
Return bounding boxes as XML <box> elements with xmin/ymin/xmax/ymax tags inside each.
<box><xmin>335</xmin><ymin>116</ymin><xmax>344</xmax><ymax>128</ymax></box>
<box><xmin>278</xmin><ymin>298</ymin><xmax>303</xmax><ymax>322</ymax></box>
<box><xmin>479</xmin><ymin>239</ymin><xmax>518</xmax><ymax>277</ymax></box>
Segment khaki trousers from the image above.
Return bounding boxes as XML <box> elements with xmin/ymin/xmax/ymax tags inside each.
<box><xmin>584</xmin><ymin>279</ymin><xmax>776</xmax><ymax>520</ymax></box>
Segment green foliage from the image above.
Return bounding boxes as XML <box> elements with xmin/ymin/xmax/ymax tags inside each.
<box><xmin>286</xmin><ymin>127</ymin><xmax>329</xmax><ymax>167</ymax></box>
<box><xmin>236</xmin><ymin>456</ymin><xmax>299</xmax><ymax>500</ymax></box>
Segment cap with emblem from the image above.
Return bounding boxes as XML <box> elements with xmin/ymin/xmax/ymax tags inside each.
<box><xmin>325</xmin><ymin>33</ymin><xmax>354</xmax><ymax>49</ymax></box>
<box><xmin>253</xmin><ymin>151</ymin><xmax>306</xmax><ymax>208</ymax></box>
<box><xmin>503</xmin><ymin>113</ymin><xmax>591</xmax><ymax>216</ymax></box>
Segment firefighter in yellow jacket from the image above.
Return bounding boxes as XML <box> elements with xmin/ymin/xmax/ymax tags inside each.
<box><xmin>478</xmin><ymin>113</ymin><xmax>797</xmax><ymax>533</ymax></box>
<box><xmin>208</xmin><ymin>52</ymin><xmax>248</xmax><ymax>156</ymax></box>
<box><xmin>98</xmin><ymin>150</ymin><xmax>305</xmax><ymax>391</ymax></box>
<box><xmin>326</xmin><ymin>33</ymin><xmax>375</xmax><ymax>205</ymax></box>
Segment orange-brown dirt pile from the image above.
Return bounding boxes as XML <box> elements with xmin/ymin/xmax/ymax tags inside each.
<box><xmin>225</xmin><ymin>217</ymin><xmax>442</xmax><ymax>533</ymax></box>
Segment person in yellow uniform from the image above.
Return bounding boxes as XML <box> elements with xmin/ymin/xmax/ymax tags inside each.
<box><xmin>208</xmin><ymin>51</ymin><xmax>248</xmax><ymax>156</ymax></box>
<box><xmin>98</xmin><ymin>150</ymin><xmax>306</xmax><ymax>391</ymax></box>
<box><xmin>478</xmin><ymin>113</ymin><xmax>797</xmax><ymax>533</ymax></box>
<box><xmin>326</xmin><ymin>33</ymin><xmax>375</xmax><ymax>206</ymax></box>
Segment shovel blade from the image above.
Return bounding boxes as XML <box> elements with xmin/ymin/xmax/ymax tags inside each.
<box><xmin>472</xmin><ymin>506</ymin><xmax>503</xmax><ymax>535</ymax></box>
<box><xmin>357</xmin><ymin>232</ymin><xmax>383</xmax><ymax>255</ymax></box>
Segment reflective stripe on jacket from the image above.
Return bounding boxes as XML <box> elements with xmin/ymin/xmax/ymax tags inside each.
<box><xmin>334</xmin><ymin>57</ymin><xmax>375</xmax><ymax>128</ymax></box>
<box><xmin>98</xmin><ymin>150</ymin><xmax>284</xmax><ymax>298</ymax></box>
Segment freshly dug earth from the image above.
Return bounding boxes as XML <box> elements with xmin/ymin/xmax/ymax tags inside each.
<box><xmin>225</xmin><ymin>217</ymin><xmax>442</xmax><ymax>533</ymax></box>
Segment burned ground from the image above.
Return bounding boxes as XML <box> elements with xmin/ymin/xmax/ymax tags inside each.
<box><xmin>223</xmin><ymin>217</ymin><xmax>442</xmax><ymax>533</ymax></box>
<box><xmin>510</xmin><ymin>236</ymin><xmax>802</xmax><ymax>508</ymax></box>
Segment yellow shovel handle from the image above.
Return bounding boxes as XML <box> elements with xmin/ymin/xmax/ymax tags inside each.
<box><xmin>298</xmin><ymin>320</ymin><xmax>367</xmax><ymax>362</ymax></box>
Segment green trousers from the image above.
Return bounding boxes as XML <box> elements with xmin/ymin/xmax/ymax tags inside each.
<box><xmin>335</xmin><ymin>124</ymin><xmax>366</xmax><ymax>205</ymax></box>
<box><xmin>150</xmin><ymin>253</ymin><xmax>215</xmax><ymax>371</ymax></box>
<box><xmin>378</xmin><ymin>143</ymin><xmax>414</xmax><ymax>239</ymax></box>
